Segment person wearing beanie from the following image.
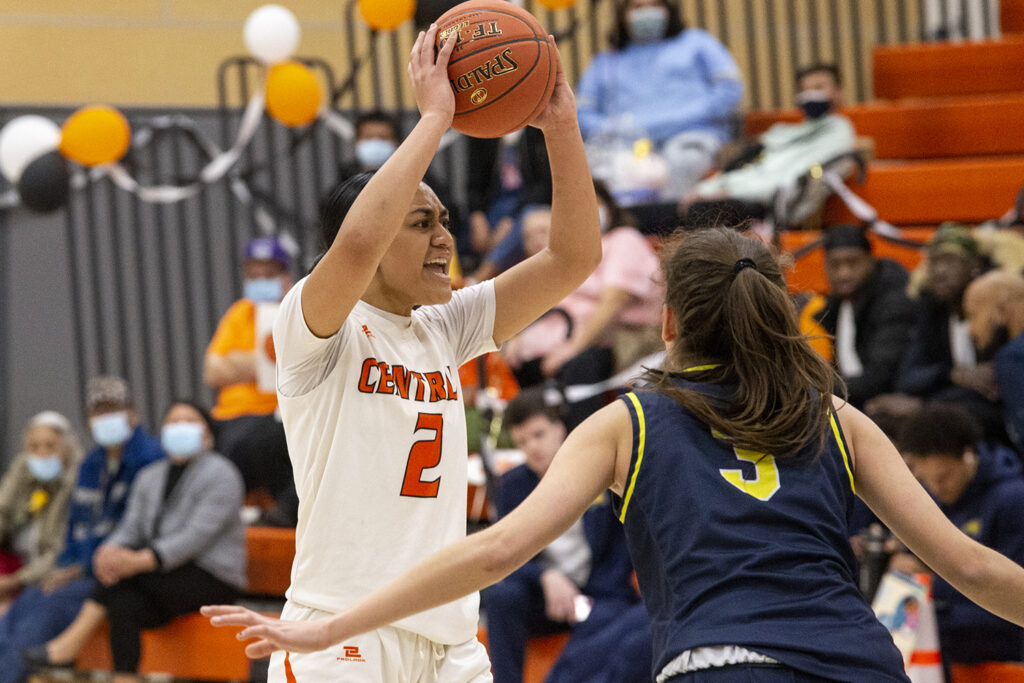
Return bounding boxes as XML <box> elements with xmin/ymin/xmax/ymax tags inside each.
<box><xmin>800</xmin><ymin>225</ymin><xmax>915</xmax><ymax>407</ymax></box>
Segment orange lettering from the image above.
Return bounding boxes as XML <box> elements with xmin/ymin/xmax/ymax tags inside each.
<box><xmin>377</xmin><ymin>362</ymin><xmax>395</xmax><ymax>395</ymax></box>
<box><xmin>425</xmin><ymin>371</ymin><xmax>446</xmax><ymax>402</ymax></box>
<box><xmin>357</xmin><ymin>358</ymin><xmax>378</xmax><ymax>393</ymax></box>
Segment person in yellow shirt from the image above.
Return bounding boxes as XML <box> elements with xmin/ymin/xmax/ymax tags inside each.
<box><xmin>204</xmin><ymin>237</ymin><xmax>296</xmax><ymax>526</ymax></box>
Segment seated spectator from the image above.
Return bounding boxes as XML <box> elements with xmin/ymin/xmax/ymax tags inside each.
<box><xmin>687</xmin><ymin>63</ymin><xmax>856</xmax><ymax>224</ymax></box>
<box><xmin>337</xmin><ymin>111</ymin><xmax>465</xmax><ymax>256</ymax></box>
<box><xmin>23</xmin><ymin>401</ymin><xmax>246</xmax><ymax>682</ymax></box>
<box><xmin>876</xmin><ymin>224</ymin><xmax>1005</xmax><ymax>441</ymax></box>
<box><xmin>338</xmin><ymin>110</ymin><xmax>403</xmax><ymax>180</ymax></box>
<box><xmin>0</xmin><ymin>376</ymin><xmax>162</xmax><ymax>683</ymax></box>
<box><xmin>898</xmin><ymin>405</ymin><xmax>1024</xmax><ymax>665</ymax></box>
<box><xmin>204</xmin><ymin>236</ymin><xmax>296</xmax><ymax>526</ymax></box>
<box><xmin>466</xmin><ymin>128</ymin><xmax>552</xmax><ymax>274</ymax></box>
<box><xmin>964</xmin><ymin>270</ymin><xmax>1024</xmax><ymax>455</ymax></box>
<box><xmin>502</xmin><ymin>183</ymin><xmax>663</xmax><ymax>428</ymax></box>
<box><xmin>798</xmin><ymin>225</ymin><xmax>915</xmax><ymax>407</ymax></box>
<box><xmin>577</xmin><ymin>0</ymin><xmax>743</xmax><ymax>201</ymax></box>
<box><xmin>0</xmin><ymin>412</ymin><xmax>82</xmax><ymax>612</ymax></box>
<box><xmin>484</xmin><ymin>389</ymin><xmax>650</xmax><ymax>683</ymax></box>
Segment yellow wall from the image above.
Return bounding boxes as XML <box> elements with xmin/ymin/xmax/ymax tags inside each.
<box><xmin>0</xmin><ymin>0</ymin><xmax>925</xmax><ymax>109</ymax></box>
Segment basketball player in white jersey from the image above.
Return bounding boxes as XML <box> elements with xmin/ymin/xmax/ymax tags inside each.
<box><xmin>205</xmin><ymin>25</ymin><xmax>601</xmax><ymax>682</ymax></box>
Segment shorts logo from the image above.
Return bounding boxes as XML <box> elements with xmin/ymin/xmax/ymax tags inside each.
<box><xmin>337</xmin><ymin>645</ymin><xmax>366</xmax><ymax>663</ymax></box>
<box><xmin>470</xmin><ymin>88</ymin><xmax>488</xmax><ymax>105</ymax></box>
<box><xmin>361</xmin><ymin>324</ymin><xmax>375</xmax><ymax>338</ymax></box>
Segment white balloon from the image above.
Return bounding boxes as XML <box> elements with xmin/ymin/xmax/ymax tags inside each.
<box><xmin>0</xmin><ymin>115</ymin><xmax>61</xmax><ymax>183</ymax></box>
<box><xmin>244</xmin><ymin>4</ymin><xmax>301</xmax><ymax>64</ymax></box>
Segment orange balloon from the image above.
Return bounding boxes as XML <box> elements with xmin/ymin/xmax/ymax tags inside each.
<box><xmin>59</xmin><ymin>105</ymin><xmax>131</xmax><ymax>167</ymax></box>
<box><xmin>359</xmin><ymin>0</ymin><xmax>415</xmax><ymax>30</ymax></box>
<box><xmin>266</xmin><ymin>61</ymin><xmax>322</xmax><ymax>127</ymax></box>
<box><xmin>536</xmin><ymin>0</ymin><xmax>577</xmax><ymax>8</ymax></box>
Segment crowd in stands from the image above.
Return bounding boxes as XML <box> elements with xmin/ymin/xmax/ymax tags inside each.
<box><xmin>4</xmin><ymin>1</ymin><xmax>1024</xmax><ymax>679</ymax></box>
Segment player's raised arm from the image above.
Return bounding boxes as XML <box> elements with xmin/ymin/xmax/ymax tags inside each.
<box><xmin>837</xmin><ymin>399</ymin><xmax>1024</xmax><ymax>627</ymax></box>
<box><xmin>300</xmin><ymin>26</ymin><xmax>456</xmax><ymax>339</ymax></box>
<box><xmin>203</xmin><ymin>400</ymin><xmax>631</xmax><ymax>658</ymax></box>
<box><xmin>490</xmin><ymin>43</ymin><xmax>603</xmax><ymax>345</ymax></box>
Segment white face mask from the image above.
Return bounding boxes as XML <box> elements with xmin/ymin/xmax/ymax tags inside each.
<box><xmin>627</xmin><ymin>6</ymin><xmax>669</xmax><ymax>44</ymax></box>
<box><xmin>161</xmin><ymin>422</ymin><xmax>205</xmax><ymax>460</ymax></box>
<box><xmin>90</xmin><ymin>411</ymin><xmax>132</xmax><ymax>448</ymax></box>
<box><xmin>27</xmin><ymin>454</ymin><xmax>63</xmax><ymax>482</ymax></box>
<box><xmin>355</xmin><ymin>139</ymin><xmax>398</xmax><ymax>169</ymax></box>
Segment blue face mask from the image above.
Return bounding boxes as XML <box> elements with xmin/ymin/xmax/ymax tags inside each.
<box><xmin>627</xmin><ymin>6</ymin><xmax>669</xmax><ymax>44</ymax></box>
<box><xmin>27</xmin><ymin>455</ymin><xmax>63</xmax><ymax>482</ymax></box>
<box><xmin>244</xmin><ymin>277</ymin><xmax>283</xmax><ymax>303</ymax></box>
<box><xmin>91</xmin><ymin>412</ymin><xmax>132</xmax><ymax>448</ymax></box>
<box><xmin>355</xmin><ymin>139</ymin><xmax>397</xmax><ymax>170</ymax></box>
<box><xmin>161</xmin><ymin>422</ymin><xmax>205</xmax><ymax>459</ymax></box>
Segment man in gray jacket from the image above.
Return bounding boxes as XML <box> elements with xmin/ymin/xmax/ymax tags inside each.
<box><xmin>23</xmin><ymin>401</ymin><xmax>246</xmax><ymax>680</ymax></box>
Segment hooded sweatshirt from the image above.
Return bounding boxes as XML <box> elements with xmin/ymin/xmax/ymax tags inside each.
<box><xmin>932</xmin><ymin>442</ymin><xmax>1024</xmax><ymax>663</ymax></box>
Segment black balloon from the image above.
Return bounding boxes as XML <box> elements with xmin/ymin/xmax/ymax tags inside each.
<box><xmin>415</xmin><ymin>0</ymin><xmax>462</xmax><ymax>28</ymax></box>
<box><xmin>17</xmin><ymin>150</ymin><xmax>70</xmax><ymax>213</ymax></box>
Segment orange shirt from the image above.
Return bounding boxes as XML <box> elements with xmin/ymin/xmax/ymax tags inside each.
<box><xmin>207</xmin><ymin>299</ymin><xmax>278</xmax><ymax>420</ymax></box>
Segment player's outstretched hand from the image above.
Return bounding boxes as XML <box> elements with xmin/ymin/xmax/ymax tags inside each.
<box><xmin>409</xmin><ymin>23</ymin><xmax>457</xmax><ymax>126</ymax></box>
<box><xmin>530</xmin><ymin>38</ymin><xmax>577</xmax><ymax>134</ymax></box>
<box><xmin>202</xmin><ymin>604</ymin><xmax>332</xmax><ymax>658</ymax></box>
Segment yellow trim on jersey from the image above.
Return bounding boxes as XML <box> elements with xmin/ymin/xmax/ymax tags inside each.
<box><xmin>619</xmin><ymin>392</ymin><xmax>647</xmax><ymax>523</ymax></box>
<box><xmin>830</xmin><ymin>411</ymin><xmax>856</xmax><ymax>494</ymax></box>
<box><xmin>682</xmin><ymin>364</ymin><xmax>720</xmax><ymax>372</ymax></box>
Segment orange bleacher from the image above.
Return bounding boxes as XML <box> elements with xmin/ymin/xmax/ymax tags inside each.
<box><xmin>874</xmin><ymin>36</ymin><xmax>1024</xmax><ymax>99</ymax></box>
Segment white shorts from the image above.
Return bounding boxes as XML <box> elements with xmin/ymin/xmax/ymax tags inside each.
<box><xmin>267</xmin><ymin>600</ymin><xmax>493</xmax><ymax>683</ymax></box>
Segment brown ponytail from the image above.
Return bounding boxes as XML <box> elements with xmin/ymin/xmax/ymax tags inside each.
<box><xmin>641</xmin><ymin>228</ymin><xmax>842</xmax><ymax>458</ymax></box>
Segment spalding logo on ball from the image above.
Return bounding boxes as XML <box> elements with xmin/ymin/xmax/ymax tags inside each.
<box><xmin>435</xmin><ymin>0</ymin><xmax>556</xmax><ymax>138</ymax></box>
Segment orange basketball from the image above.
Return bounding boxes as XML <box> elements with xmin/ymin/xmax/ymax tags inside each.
<box><xmin>435</xmin><ymin>0</ymin><xmax>557</xmax><ymax>138</ymax></box>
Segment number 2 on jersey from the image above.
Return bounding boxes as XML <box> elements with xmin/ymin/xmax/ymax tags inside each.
<box><xmin>401</xmin><ymin>413</ymin><xmax>443</xmax><ymax>498</ymax></box>
<box><xmin>719</xmin><ymin>447</ymin><xmax>780</xmax><ymax>501</ymax></box>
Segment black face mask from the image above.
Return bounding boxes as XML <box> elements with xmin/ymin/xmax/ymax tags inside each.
<box><xmin>976</xmin><ymin>323</ymin><xmax>1012</xmax><ymax>362</ymax></box>
<box><xmin>797</xmin><ymin>91</ymin><xmax>833</xmax><ymax>119</ymax></box>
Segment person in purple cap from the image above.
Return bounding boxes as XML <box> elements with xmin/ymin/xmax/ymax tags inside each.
<box><xmin>203</xmin><ymin>236</ymin><xmax>297</xmax><ymax>526</ymax></box>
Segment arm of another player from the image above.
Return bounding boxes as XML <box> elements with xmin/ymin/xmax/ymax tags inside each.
<box><xmin>837</xmin><ymin>398</ymin><xmax>1024</xmax><ymax>627</ymax></box>
<box><xmin>300</xmin><ymin>26</ymin><xmax>457</xmax><ymax>338</ymax></box>
<box><xmin>204</xmin><ymin>401</ymin><xmax>633</xmax><ymax>657</ymax></box>
<box><xmin>491</xmin><ymin>43</ymin><xmax>603</xmax><ymax>345</ymax></box>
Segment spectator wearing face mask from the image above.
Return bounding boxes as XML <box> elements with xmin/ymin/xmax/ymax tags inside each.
<box><xmin>23</xmin><ymin>401</ymin><xmax>246</xmax><ymax>682</ymax></box>
<box><xmin>0</xmin><ymin>376</ymin><xmax>162</xmax><ymax>683</ymax></box>
<box><xmin>0</xmin><ymin>412</ymin><xmax>83</xmax><ymax>612</ymax></box>
<box><xmin>337</xmin><ymin>111</ymin><xmax>465</xmax><ymax>261</ymax></box>
<box><xmin>963</xmin><ymin>270</ymin><xmax>1024</xmax><ymax>456</ymax></box>
<box><xmin>576</xmin><ymin>0</ymin><xmax>743</xmax><ymax>201</ymax></box>
<box><xmin>204</xmin><ymin>236</ymin><xmax>296</xmax><ymax>526</ymax></box>
<box><xmin>686</xmin><ymin>63</ymin><xmax>855</xmax><ymax>219</ymax></box>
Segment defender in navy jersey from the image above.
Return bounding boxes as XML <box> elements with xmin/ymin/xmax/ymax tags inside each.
<box><xmin>617</xmin><ymin>385</ymin><xmax>905</xmax><ymax>680</ymax></box>
<box><xmin>212</xmin><ymin>229</ymin><xmax>1024</xmax><ymax>683</ymax></box>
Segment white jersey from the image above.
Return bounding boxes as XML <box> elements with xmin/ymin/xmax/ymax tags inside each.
<box><xmin>274</xmin><ymin>277</ymin><xmax>497</xmax><ymax>644</ymax></box>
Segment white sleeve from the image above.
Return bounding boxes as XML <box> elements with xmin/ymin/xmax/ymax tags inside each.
<box><xmin>273</xmin><ymin>276</ymin><xmax>350</xmax><ymax>397</ymax></box>
<box><xmin>417</xmin><ymin>280</ymin><xmax>498</xmax><ymax>367</ymax></box>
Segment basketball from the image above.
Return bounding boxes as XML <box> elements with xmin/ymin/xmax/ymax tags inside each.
<box><xmin>434</xmin><ymin>0</ymin><xmax>557</xmax><ymax>138</ymax></box>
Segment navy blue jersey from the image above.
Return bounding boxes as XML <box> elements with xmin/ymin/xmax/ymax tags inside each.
<box><xmin>614</xmin><ymin>386</ymin><xmax>908</xmax><ymax>681</ymax></box>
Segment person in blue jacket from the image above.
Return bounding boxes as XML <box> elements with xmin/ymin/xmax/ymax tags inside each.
<box><xmin>576</xmin><ymin>0</ymin><xmax>743</xmax><ymax>199</ymax></box>
<box><xmin>900</xmin><ymin>404</ymin><xmax>1024</xmax><ymax>664</ymax></box>
<box><xmin>484</xmin><ymin>388</ymin><xmax>650</xmax><ymax>683</ymax></box>
<box><xmin>207</xmin><ymin>229</ymin><xmax>1024</xmax><ymax>682</ymax></box>
<box><xmin>0</xmin><ymin>376</ymin><xmax>162</xmax><ymax>683</ymax></box>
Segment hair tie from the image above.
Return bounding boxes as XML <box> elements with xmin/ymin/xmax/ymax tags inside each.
<box><xmin>733</xmin><ymin>258</ymin><xmax>757</xmax><ymax>276</ymax></box>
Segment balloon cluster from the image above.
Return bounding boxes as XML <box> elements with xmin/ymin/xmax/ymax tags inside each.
<box><xmin>244</xmin><ymin>4</ymin><xmax>322</xmax><ymax>127</ymax></box>
<box><xmin>0</xmin><ymin>105</ymin><xmax>131</xmax><ymax>213</ymax></box>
